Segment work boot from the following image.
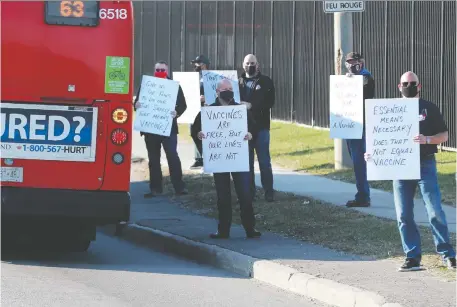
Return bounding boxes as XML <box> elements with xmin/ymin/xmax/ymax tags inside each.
<box><xmin>245</xmin><ymin>228</ymin><xmax>262</xmax><ymax>239</ymax></box>
<box><xmin>346</xmin><ymin>199</ymin><xmax>370</xmax><ymax>208</ymax></box>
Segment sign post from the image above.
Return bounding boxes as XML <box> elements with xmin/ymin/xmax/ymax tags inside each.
<box><xmin>325</xmin><ymin>1</ymin><xmax>365</xmax><ymax>170</ymax></box>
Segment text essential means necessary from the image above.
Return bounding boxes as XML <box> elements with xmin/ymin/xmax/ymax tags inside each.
<box><xmin>365</xmin><ymin>98</ymin><xmax>420</xmax><ymax>181</ymax></box>
<box><xmin>329</xmin><ymin>75</ymin><xmax>364</xmax><ymax>139</ymax></box>
<box><xmin>133</xmin><ymin>75</ymin><xmax>179</xmax><ymax>137</ymax></box>
<box><xmin>201</xmin><ymin>105</ymin><xmax>249</xmax><ymax>174</ymax></box>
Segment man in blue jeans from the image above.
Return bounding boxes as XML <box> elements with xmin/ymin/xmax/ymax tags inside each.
<box><xmin>366</xmin><ymin>71</ymin><xmax>456</xmax><ymax>271</ymax></box>
<box><xmin>239</xmin><ymin>54</ymin><xmax>275</xmax><ymax>202</ymax></box>
<box><xmin>134</xmin><ymin>61</ymin><xmax>188</xmax><ymax>197</ymax></box>
<box><xmin>345</xmin><ymin>52</ymin><xmax>375</xmax><ymax>208</ymax></box>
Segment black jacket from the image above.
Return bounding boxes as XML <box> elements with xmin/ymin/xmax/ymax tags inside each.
<box><xmin>190</xmin><ymin>99</ymin><xmax>258</xmax><ymax>156</ymax></box>
<box><xmin>361</xmin><ymin>70</ymin><xmax>375</xmax><ymax>125</ymax></box>
<box><xmin>239</xmin><ymin>72</ymin><xmax>275</xmax><ymax>130</ymax></box>
<box><xmin>134</xmin><ymin>77</ymin><xmax>187</xmax><ymax>135</ymax></box>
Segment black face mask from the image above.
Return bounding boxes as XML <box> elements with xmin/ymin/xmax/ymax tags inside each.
<box><xmin>194</xmin><ymin>66</ymin><xmax>202</xmax><ymax>72</ymax></box>
<box><xmin>401</xmin><ymin>85</ymin><xmax>418</xmax><ymax>98</ymax></box>
<box><xmin>219</xmin><ymin>90</ymin><xmax>234</xmax><ymax>102</ymax></box>
<box><xmin>245</xmin><ymin>66</ymin><xmax>256</xmax><ymax>75</ymax></box>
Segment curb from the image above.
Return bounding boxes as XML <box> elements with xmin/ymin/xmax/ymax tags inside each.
<box><xmin>108</xmin><ymin>223</ymin><xmax>404</xmax><ymax>307</ymax></box>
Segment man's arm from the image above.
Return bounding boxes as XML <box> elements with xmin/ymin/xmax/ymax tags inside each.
<box><xmin>251</xmin><ymin>76</ymin><xmax>275</xmax><ymax>111</ymax></box>
<box><xmin>175</xmin><ymin>85</ymin><xmax>187</xmax><ymax>117</ymax></box>
<box><xmin>190</xmin><ymin>112</ymin><xmax>203</xmax><ymax>156</ymax></box>
<box><xmin>428</xmin><ymin>103</ymin><xmax>448</xmax><ymax>144</ymax></box>
<box><xmin>133</xmin><ymin>85</ymin><xmax>141</xmax><ymax>111</ymax></box>
<box><xmin>363</xmin><ymin>76</ymin><xmax>375</xmax><ymax>100</ymax></box>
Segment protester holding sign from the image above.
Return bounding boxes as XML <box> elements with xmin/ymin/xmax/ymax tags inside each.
<box><xmin>344</xmin><ymin>52</ymin><xmax>375</xmax><ymax>208</ymax></box>
<box><xmin>239</xmin><ymin>54</ymin><xmax>276</xmax><ymax>202</ymax></box>
<box><xmin>134</xmin><ymin>61</ymin><xmax>188</xmax><ymax>198</ymax></box>
<box><xmin>188</xmin><ymin>54</ymin><xmax>210</xmax><ymax>169</ymax></box>
<box><xmin>191</xmin><ymin>79</ymin><xmax>261</xmax><ymax>239</ymax></box>
<box><xmin>365</xmin><ymin>71</ymin><xmax>456</xmax><ymax>272</ymax></box>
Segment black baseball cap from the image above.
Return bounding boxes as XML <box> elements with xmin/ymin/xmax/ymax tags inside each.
<box><xmin>191</xmin><ymin>54</ymin><xmax>210</xmax><ymax>66</ymax></box>
<box><xmin>346</xmin><ymin>52</ymin><xmax>363</xmax><ymax>61</ymax></box>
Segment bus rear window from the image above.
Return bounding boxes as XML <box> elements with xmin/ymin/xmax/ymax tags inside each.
<box><xmin>45</xmin><ymin>1</ymin><xmax>99</xmax><ymax>27</ymax></box>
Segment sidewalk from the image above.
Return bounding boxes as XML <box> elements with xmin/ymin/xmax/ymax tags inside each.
<box><xmin>127</xmin><ymin>133</ymin><xmax>456</xmax><ymax>307</ymax></box>
<box><xmin>132</xmin><ymin>132</ymin><xmax>456</xmax><ymax>233</ymax></box>
<box><xmin>123</xmin><ymin>178</ymin><xmax>455</xmax><ymax>307</ymax></box>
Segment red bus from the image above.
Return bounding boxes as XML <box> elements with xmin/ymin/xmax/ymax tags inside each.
<box><xmin>1</xmin><ymin>1</ymin><xmax>133</xmax><ymax>251</ymax></box>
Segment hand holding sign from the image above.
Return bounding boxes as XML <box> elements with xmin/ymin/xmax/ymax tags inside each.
<box><xmin>133</xmin><ymin>75</ymin><xmax>179</xmax><ymax>136</ymax></box>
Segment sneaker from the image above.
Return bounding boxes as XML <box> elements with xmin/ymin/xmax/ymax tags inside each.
<box><xmin>190</xmin><ymin>159</ymin><xmax>203</xmax><ymax>169</ymax></box>
<box><xmin>346</xmin><ymin>200</ymin><xmax>370</xmax><ymax>208</ymax></box>
<box><xmin>176</xmin><ymin>188</ymin><xmax>188</xmax><ymax>195</ymax></box>
<box><xmin>445</xmin><ymin>257</ymin><xmax>456</xmax><ymax>269</ymax></box>
<box><xmin>246</xmin><ymin>228</ymin><xmax>262</xmax><ymax>239</ymax></box>
<box><xmin>144</xmin><ymin>189</ymin><xmax>163</xmax><ymax>198</ymax></box>
<box><xmin>398</xmin><ymin>258</ymin><xmax>422</xmax><ymax>272</ymax></box>
<box><xmin>265</xmin><ymin>191</ymin><xmax>274</xmax><ymax>202</ymax></box>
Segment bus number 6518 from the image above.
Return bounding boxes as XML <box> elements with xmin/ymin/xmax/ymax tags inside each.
<box><xmin>99</xmin><ymin>8</ymin><xmax>127</xmax><ymax>20</ymax></box>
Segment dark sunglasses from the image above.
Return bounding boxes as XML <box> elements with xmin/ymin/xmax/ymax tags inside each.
<box><xmin>155</xmin><ymin>68</ymin><xmax>166</xmax><ymax>72</ymax></box>
<box><xmin>402</xmin><ymin>81</ymin><xmax>417</xmax><ymax>87</ymax></box>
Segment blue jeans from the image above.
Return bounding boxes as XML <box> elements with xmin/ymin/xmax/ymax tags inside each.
<box><xmin>346</xmin><ymin>134</ymin><xmax>370</xmax><ymax>202</ymax></box>
<box><xmin>250</xmin><ymin>129</ymin><xmax>274</xmax><ymax>195</ymax></box>
<box><xmin>144</xmin><ymin>133</ymin><xmax>185</xmax><ymax>192</ymax></box>
<box><xmin>393</xmin><ymin>155</ymin><xmax>455</xmax><ymax>260</ymax></box>
<box><xmin>213</xmin><ymin>171</ymin><xmax>255</xmax><ymax>232</ymax></box>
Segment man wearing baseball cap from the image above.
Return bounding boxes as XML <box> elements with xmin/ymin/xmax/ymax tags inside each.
<box><xmin>344</xmin><ymin>52</ymin><xmax>375</xmax><ymax>208</ymax></box>
<box><xmin>189</xmin><ymin>55</ymin><xmax>211</xmax><ymax>169</ymax></box>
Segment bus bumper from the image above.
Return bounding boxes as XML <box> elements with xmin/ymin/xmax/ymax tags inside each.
<box><xmin>1</xmin><ymin>187</ymin><xmax>130</xmax><ymax>225</ymax></box>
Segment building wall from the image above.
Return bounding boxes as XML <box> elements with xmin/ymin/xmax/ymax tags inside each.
<box><xmin>133</xmin><ymin>1</ymin><xmax>457</xmax><ymax>150</ymax></box>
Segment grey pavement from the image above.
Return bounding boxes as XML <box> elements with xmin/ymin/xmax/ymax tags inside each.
<box><xmin>130</xmin><ymin>130</ymin><xmax>456</xmax><ymax>307</ymax></box>
<box><xmin>132</xmin><ymin>130</ymin><xmax>456</xmax><ymax>233</ymax></box>
<box><xmin>126</xmin><ymin>180</ymin><xmax>456</xmax><ymax>307</ymax></box>
<box><xmin>1</xmin><ymin>233</ymin><xmax>326</xmax><ymax>307</ymax></box>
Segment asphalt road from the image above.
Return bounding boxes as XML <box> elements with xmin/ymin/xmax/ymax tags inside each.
<box><xmin>1</xmin><ymin>232</ymin><xmax>327</xmax><ymax>307</ymax></box>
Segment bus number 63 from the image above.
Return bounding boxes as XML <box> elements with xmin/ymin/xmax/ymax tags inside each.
<box><xmin>99</xmin><ymin>9</ymin><xmax>127</xmax><ymax>20</ymax></box>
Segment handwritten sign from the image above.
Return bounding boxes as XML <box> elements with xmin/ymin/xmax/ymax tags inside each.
<box><xmin>201</xmin><ymin>105</ymin><xmax>249</xmax><ymax>173</ymax></box>
<box><xmin>133</xmin><ymin>75</ymin><xmax>179</xmax><ymax>136</ymax></box>
<box><xmin>202</xmin><ymin>70</ymin><xmax>240</xmax><ymax>105</ymax></box>
<box><xmin>173</xmin><ymin>72</ymin><xmax>201</xmax><ymax>124</ymax></box>
<box><xmin>329</xmin><ymin>75</ymin><xmax>364</xmax><ymax>139</ymax></box>
<box><xmin>365</xmin><ymin>98</ymin><xmax>420</xmax><ymax>181</ymax></box>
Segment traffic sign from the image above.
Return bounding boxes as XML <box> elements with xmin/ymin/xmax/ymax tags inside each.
<box><xmin>323</xmin><ymin>1</ymin><xmax>365</xmax><ymax>13</ymax></box>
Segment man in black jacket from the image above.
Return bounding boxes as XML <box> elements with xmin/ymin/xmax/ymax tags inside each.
<box><xmin>134</xmin><ymin>61</ymin><xmax>188</xmax><ymax>197</ymax></box>
<box><xmin>191</xmin><ymin>79</ymin><xmax>261</xmax><ymax>239</ymax></box>
<box><xmin>189</xmin><ymin>55</ymin><xmax>210</xmax><ymax>169</ymax></box>
<box><xmin>239</xmin><ymin>54</ymin><xmax>275</xmax><ymax>202</ymax></box>
<box><xmin>344</xmin><ymin>52</ymin><xmax>375</xmax><ymax>208</ymax></box>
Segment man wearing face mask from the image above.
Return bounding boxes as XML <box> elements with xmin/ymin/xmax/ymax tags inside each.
<box><xmin>239</xmin><ymin>54</ymin><xmax>275</xmax><ymax>202</ymax></box>
<box><xmin>190</xmin><ymin>79</ymin><xmax>261</xmax><ymax>239</ymax></box>
<box><xmin>134</xmin><ymin>61</ymin><xmax>188</xmax><ymax>197</ymax></box>
<box><xmin>188</xmin><ymin>55</ymin><xmax>210</xmax><ymax>169</ymax></box>
<box><xmin>364</xmin><ymin>71</ymin><xmax>456</xmax><ymax>271</ymax></box>
<box><xmin>344</xmin><ymin>52</ymin><xmax>375</xmax><ymax>208</ymax></box>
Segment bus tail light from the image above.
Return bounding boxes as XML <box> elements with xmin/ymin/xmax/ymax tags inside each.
<box><xmin>111</xmin><ymin>128</ymin><xmax>128</xmax><ymax>145</ymax></box>
<box><xmin>112</xmin><ymin>153</ymin><xmax>124</xmax><ymax>165</ymax></box>
<box><xmin>112</xmin><ymin>108</ymin><xmax>128</xmax><ymax>124</ymax></box>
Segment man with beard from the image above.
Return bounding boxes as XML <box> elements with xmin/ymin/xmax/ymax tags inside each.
<box><xmin>344</xmin><ymin>52</ymin><xmax>375</xmax><ymax>208</ymax></box>
<box><xmin>191</xmin><ymin>78</ymin><xmax>261</xmax><ymax>239</ymax></box>
<box><xmin>239</xmin><ymin>54</ymin><xmax>275</xmax><ymax>202</ymax></box>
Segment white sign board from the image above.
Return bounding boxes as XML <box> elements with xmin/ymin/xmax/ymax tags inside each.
<box><xmin>365</xmin><ymin>98</ymin><xmax>420</xmax><ymax>181</ymax></box>
<box><xmin>173</xmin><ymin>72</ymin><xmax>201</xmax><ymax>124</ymax></box>
<box><xmin>133</xmin><ymin>75</ymin><xmax>179</xmax><ymax>137</ymax></box>
<box><xmin>329</xmin><ymin>75</ymin><xmax>364</xmax><ymax>139</ymax></box>
<box><xmin>202</xmin><ymin>70</ymin><xmax>240</xmax><ymax>105</ymax></box>
<box><xmin>201</xmin><ymin>105</ymin><xmax>249</xmax><ymax>173</ymax></box>
<box><xmin>324</xmin><ymin>1</ymin><xmax>365</xmax><ymax>13</ymax></box>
